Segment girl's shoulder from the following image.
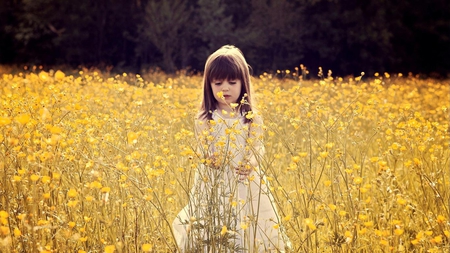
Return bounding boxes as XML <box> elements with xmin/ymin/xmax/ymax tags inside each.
<box><xmin>248</xmin><ymin>109</ymin><xmax>263</xmax><ymax>125</ymax></box>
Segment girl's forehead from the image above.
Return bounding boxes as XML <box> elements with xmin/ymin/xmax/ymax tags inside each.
<box><xmin>207</xmin><ymin>56</ymin><xmax>243</xmax><ymax>81</ymax></box>
<box><xmin>210</xmin><ymin>77</ymin><xmax>239</xmax><ymax>81</ymax></box>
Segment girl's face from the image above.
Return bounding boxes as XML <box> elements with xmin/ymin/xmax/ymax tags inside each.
<box><xmin>210</xmin><ymin>78</ymin><xmax>242</xmax><ymax>111</ymax></box>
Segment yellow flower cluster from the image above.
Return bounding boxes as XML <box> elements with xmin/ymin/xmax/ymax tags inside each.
<box><xmin>0</xmin><ymin>69</ymin><xmax>448</xmax><ymax>251</ymax></box>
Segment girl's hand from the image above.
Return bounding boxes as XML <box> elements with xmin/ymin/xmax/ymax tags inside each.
<box><xmin>208</xmin><ymin>154</ymin><xmax>220</xmax><ymax>169</ymax></box>
<box><xmin>235</xmin><ymin>164</ymin><xmax>252</xmax><ymax>180</ymax></box>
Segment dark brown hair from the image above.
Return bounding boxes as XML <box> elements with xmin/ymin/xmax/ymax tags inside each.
<box><xmin>199</xmin><ymin>45</ymin><xmax>253</xmax><ymax>123</ymax></box>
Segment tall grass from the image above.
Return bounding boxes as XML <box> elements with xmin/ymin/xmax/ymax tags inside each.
<box><xmin>0</xmin><ymin>69</ymin><xmax>448</xmax><ymax>252</ymax></box>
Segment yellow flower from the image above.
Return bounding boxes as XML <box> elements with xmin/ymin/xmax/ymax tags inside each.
<box><xmin>298</xmin><ymin>152</ymin><xmax>308</xmax><ymax>157</ymax></box>
<box><xmin>283</xmin><ymin>215</ymin><xmax>291</xmax><ymax>222</ymax></box>
<box><xmin>54</xmin><ymin>70</ymin><xmax>66</xmax><ymax>80</ymax></box>
<box><xmin>67</xmin><ymin>188</ymin><xmax>78</xmax><ymax>198</ymax></box>
<box><xmin>15</xmin><ymin>114</ymin><xmax>31</xmax><ymax>125</ymax></box>
<box><xmin>379</xmin><ymin>239</ymin><xmax>389</xmax><ymax>246</ymax></box>
<box><xmin>319</xmin><ymin>151</ymin><xmax>328</xmax><ymax>159</ymax></box>
<box><xmin>369</xmin><ymin>157</ymin><xmax>379</xmax><ymax>163</ymax></box>
<box><xmin>216</xmin><ymin>91</ymin><xmax>224</xmax><ymax>99</ymax></box>
<box><xmin>142</xmin><ymin>244</ymin><xmax>152</xmax><ymax>252</ymax></box>
<box><xmin>436</xmin><ymin>215</ymin><xmax>446</xmax><ymax>224</ymax></box>
<box><xmin>413</xmin><ymin>158</ymin><xmax>421</xmax><ymax>165</ymax></box>
<box><xmin>13</xmin><ymin>228</ymin><xmax>21</xmax><ymax>237</ymax></box>
<box><xmin>344</xmin><ymin>230</ymin><xmax>352</xmax><ymax>238</ymax></box>
<box><xmin>353</xmin><ymin>177</ymin><xmax>363</xmax><ymax>184</ymax></box>
<box><xmin>41</xmin><ymin>176</ymin><xmax>51</xmax><ymax>184</ymax></box>
<box><xmin>104</xmin><ymin>245</ymin><xmax>115</xmax><ymax>253</ymax></box>
<box><xmin>52</xmin><ymin>172</ymin><xmax>61</xmax><ymax>179</ymax></box>
<box><xmin>325</xmin><ymin>142</ymin><xmax>334</xmax><ymax>148</ymax></box>
<box><xmin>245</xmin><ymin>111</ymin><xmax>254</xmax><ymax>120</ymax></box>
<box><xmin>397</xmin><ymin>197</ymin><xmax>407</xmax><ymax>205</ymax></box>
<box><xmin>39</xmin><ymin>71</ymin><xmax>49</xmax><ymax>80</ymax></box>
<box><xmin>416</xmin><ymin>231</ymin><xmax>424</xmax><ymax>240</ymax></box>
<box><xmin>164</xmin><ymin>188</ymin><xmax>173</xmax><ymax>195</ymax></box>
<box><xmin>391</xmin><ymin>142</ymin><xmax>401</xmax><ymax>150</ymax></box>
<box><xmin>0</xmin><ymin>226</ymin><xmax>10</xmax><ymax>235</ymax></box>
<box><xmin>49</xmin><ymin>125</ymin><xmax>63</xmax><ymax>134</ymax></box>
<box><xmin>37</xmin><ymin>219</ymin><xmax>49</xmax><ymax>226</ymax></box>
<box><xmin>291</xmin><ymin>156</ymin><xmax>300</xmax><ymax>163</ymax></box>
<box><xmin>444</xmin><ymin>230</ymin><xmax>450</xmax><ymax>238</ymax></box>
<box><xmin>30</xmin><ymin>174</ymin><xmax>40</xmax><ymax>182</ymax></box>
<box><xmin>220</xmin><ymin>225</ymin><xmax>228</xmax><ymax>235</ymax></box>
<box><xmin>89</xmin><ymin>181</ymin><xmax>102</xmax><ymax>189</ymax></box>
<box><xmin>358</xmin><ymin>214</ymin><xmax>368</xmax><ymax>221</ymax></box>
<box><xmin>67</xmin><ymin>200</ymin><xmax>79</xmax><ymax>208</ymax></box>
<box><xmin>431</xmin><ymin>235</ymin><xmax>443</xmax><ymax>244</ymax></box>
<box><xmin>0</xmin><ymin>211</ymin><xmax>8</xmax><ymax>220</ymax></box>
<box><xmin>363</xmin><ymin>221</ymin><xmax>373</xmax><ymax>227</ymax></box>
<box><xmin>394</xmin><ymin>229</ymin><xmax>404</xmax><ymax>235</ymax></box>
<box><xmin>304</xmin><ymin>218</ymin><xmax>316</xmax><ymax>230</ymax></box>
<box><xmin>127</xmin><ymin>131</ymin><xmax>138</xmax><ymax>144</ymax></box>
<box><xmin>101</xmin><ymin>187</ymin><xmax>111</xmax><ymax>193</ymax></box>
<box><xmin>0</xmin><ymin>117</ymin><xmax>11</xmax><ymax>126</ymax></box>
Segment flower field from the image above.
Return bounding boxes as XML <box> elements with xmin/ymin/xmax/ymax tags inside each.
<box><xmin>0</xmin><ymin>69</ymin><xmax>449</xmax><ymax>252</ymax></box>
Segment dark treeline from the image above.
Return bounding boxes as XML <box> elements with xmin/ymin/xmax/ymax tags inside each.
<box><xmin>1</xmin><ymin>0</ymin><xmax>449</xmax><ymax>76</ymax></box>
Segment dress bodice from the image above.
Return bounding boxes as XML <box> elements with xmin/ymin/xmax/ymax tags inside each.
<box><xmin>209</xmin><ymin>113</ymin><xmax>249</xmax><ymax>168</ymax></box>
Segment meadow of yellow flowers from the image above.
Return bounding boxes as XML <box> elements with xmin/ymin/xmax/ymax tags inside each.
<box><xmin>0</xmin><ymin>68</ymin><xmax>449</xmax><ymax>252</ymax></box>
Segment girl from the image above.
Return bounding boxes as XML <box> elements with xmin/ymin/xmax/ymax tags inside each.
<box><xmin>172</xmin><ymin>45</ymin><xmax>290</xmax><ymax>252</ymax></box>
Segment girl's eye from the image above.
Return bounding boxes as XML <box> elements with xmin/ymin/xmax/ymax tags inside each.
<box><xmin>229</xmin><ymin>81</ymin><xmax>236</xmax><ymax>85</ymax></box>
<box><xmin>214</xmin><ymin>82</ymin><xmax>222</xmax><ymax>86</ymax></box>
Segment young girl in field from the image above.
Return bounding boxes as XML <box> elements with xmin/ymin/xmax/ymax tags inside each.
<box><xmin>172</xmin><ymin>45</ymin><xmax>290</xmax><ymax>252</ymax></box>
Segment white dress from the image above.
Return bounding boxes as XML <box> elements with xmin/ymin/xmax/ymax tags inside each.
<box><xmin>172</xmin><ymin>113</ymin><xmax>290</xmax><ymax>252</ymax></box>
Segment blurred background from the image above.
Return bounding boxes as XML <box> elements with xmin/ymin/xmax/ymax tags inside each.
<box><xmin>0</xmin><ymin>0</ymin><xmax>449</xmax><ymax>77</ymax></box>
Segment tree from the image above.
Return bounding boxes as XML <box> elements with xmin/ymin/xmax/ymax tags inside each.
<box><xmin>4</xmin><ymin>0</ymin><xmax>140</xmax><ymax>68</ymax></box>
<box><xmin>0</xmin><ymin>0</ymin><xmax>15</xmax><ymax>63</ymax></box>
<box><xmin>298</xmin><ymin>0</ymin><xmax>395</xmax><ymax>75</ymax></box>
<box><xmin>141</xmin><ymin>0</ymin><xmax>191</xmax><ymax>72</ymax></box>
<box><xmin>236</xmin><ymin>0</ymin><xmax>305</xmax><ymax>73</ymax></box>
<box><xmin>192</xmin><ymin>0</ymin><xmax>234</xmax><ymax>67</ymax></box>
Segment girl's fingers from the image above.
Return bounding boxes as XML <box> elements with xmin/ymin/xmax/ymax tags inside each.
<box><xmin>235</xmin><ymin>167</ymin><xmax>251</xmax><ymax>175</ymax></box>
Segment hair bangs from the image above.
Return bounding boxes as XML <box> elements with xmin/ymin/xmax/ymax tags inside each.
<box><xmin>207</xmin><ymin>56</ymin><xmax>243</xmax><ymax>82</ymax></box>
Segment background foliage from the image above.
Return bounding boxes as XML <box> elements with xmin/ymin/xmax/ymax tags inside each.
<box><xmin>1</xmin><ymin>0</ymin><xmax>450</xmax><ymax>76</ymax></box>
